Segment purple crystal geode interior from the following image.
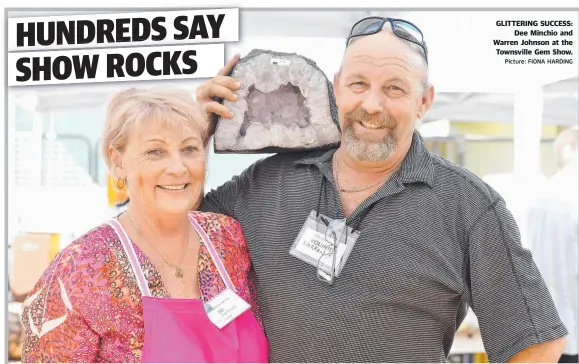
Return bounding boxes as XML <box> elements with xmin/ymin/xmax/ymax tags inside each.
<box><xmin>214</xmin><ymin>49</ymin><xmax>341</xmax><ymax>153</ymax></box>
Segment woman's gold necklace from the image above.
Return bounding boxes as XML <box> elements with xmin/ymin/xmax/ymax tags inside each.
<box><xmin>127</xmin><ymin>212</ymin><xmax>189</xmax><ymax>278</ymax></box>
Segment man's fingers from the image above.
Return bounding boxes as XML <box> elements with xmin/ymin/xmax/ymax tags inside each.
<box><xmin>217</xmin><ymin>53</ymin><xmax>241</xmax><ymax>76</ymax></box>
<box><xmin>208</xmin><ymin>83</ymin><xmax>239</xmax><ymax>102</ymax></box>
<box><xmin>197</xmin><ymin>76</ymin><xmax>240</xmax><ymax>103</ymax></box>
<box><xmin>205</xmin><ymin>101</ymin><xmax>234</xmax><ymax>119</ymax></box>
<box><xmin>212</xmin><ymin>75</ymin><xmax>241</xmax><ymax>91</ymax></box>
<box><xmin>197</xmin><ymin>54</ymin><xmax>241</xmax><ymax>119</ymax></box>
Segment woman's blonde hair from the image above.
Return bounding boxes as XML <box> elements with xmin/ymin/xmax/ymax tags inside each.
<box><xmin>101</xmin><ymin>86</ymin><xmax>208</xmax><ymax>169</ymax></box>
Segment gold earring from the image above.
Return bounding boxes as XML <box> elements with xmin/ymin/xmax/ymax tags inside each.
<box><xmin>116</xmin><ymin>178</ymin><xmax>126</xmax><ymax>189</ymax></box>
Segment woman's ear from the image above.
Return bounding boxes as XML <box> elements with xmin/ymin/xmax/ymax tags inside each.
<box><xmin>109</xmin><ymin>146</ymin><xmax>125</xmax><ymax>179</ymax></box>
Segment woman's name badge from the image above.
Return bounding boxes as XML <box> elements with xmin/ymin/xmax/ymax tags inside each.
<box><xmin>204</xmin><ymin>288</ymin><xmax>251</xmax><ymax>329</ymax></box>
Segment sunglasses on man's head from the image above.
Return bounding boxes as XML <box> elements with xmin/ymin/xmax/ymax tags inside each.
<box><xmin>346</xmin><ymin>17</ymin><xmax>429</xmax><ymax>64</ymax></box>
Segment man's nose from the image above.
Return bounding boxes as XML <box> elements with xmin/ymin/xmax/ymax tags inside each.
<box><xmin>361</xmin><ymin>89</ymin><xmax>385</xmax><ymax>115</ymax></box>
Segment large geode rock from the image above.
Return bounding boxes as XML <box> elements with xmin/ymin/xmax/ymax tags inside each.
<box><xmin>214</xmin><ymin>49</ymin><xmax>341</xmax><ymax>153</ymax></box>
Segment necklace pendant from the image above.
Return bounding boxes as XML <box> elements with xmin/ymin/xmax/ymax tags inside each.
<box><xmin>175</xmin><ymin>267</ymin><xmax>184</xmax><ymax>278</ymax></box>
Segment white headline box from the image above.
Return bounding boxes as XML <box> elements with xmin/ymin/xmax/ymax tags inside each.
<box><xmin>8</xmin><ymin>8</ymin><xmax>238</xmax><ymax>52</ymax></box>
<box><xmin>8</xmin><ymin>43</ymin><xmax>225</xmax><ymax>86</ymax></box>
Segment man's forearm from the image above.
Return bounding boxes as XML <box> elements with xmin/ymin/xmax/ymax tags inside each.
<box><xmin>507</xmin><ymin>337</ymin><xmax>567</xmax><ymax>363</ymax></box>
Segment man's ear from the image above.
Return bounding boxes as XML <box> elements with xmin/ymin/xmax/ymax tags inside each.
<box><xmin>417</xmin><ymin>84</ymin><xmax>435</xmax><ymax>119</ymax></box>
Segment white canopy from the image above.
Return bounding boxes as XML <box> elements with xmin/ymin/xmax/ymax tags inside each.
<box><xmin>426</xmin><ymin>77</ymin><xmax>578</xmax><ymax>126</ymax></box>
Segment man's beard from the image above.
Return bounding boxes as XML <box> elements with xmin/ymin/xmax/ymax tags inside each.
<box><xmin>341</xmin><ymin>108</ymin><xmax>399</xmax><ymax>162</ymax></box>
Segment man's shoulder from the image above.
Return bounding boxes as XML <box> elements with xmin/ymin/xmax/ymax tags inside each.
<box><xmin>248</xmin><ymin>149</ymin><xmax>330</xmax><ymax>174</ymax></box>
<box><xmin>202</xmin><ymin>149</ymin><xmax>326</xmax><ymax>208</ymax></box>
<box><xmin>262</xmin><ymin>149</ymin><xmax>326</xmax><ymax>164</ymax></box>
<box><xmin>429</xmin><ymin>154</ymin><xmax>499</xmax><ymax>205</ymax></box>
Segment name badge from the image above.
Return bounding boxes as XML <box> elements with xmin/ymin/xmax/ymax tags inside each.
<box><xmin>204</xmin><ymin>288</ymin><xmax>251</xmax><ymax>329</ymax></box>
<box><xmin>294</xmin><ymin>227</ymin><xmax>347</xmax><ymax>273</ymax></box>
<box><xmin>289</xmin><ymin>211</ymin><xmax>360</xmax><ymax>282</ymax></box>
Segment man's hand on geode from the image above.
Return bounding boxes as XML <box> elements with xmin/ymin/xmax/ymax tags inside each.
<box><xmin>196</xmin><ymin>54</ymin><xmax>242</xmax><ymax>130</ymax></box>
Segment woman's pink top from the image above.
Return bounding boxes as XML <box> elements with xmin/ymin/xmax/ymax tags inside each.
<box><xmin>21</xmin><ymin>211</ymin><xmax>263</xmax><ymax>363</ymax></box>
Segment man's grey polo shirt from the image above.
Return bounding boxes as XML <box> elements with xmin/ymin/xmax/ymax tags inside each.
<box><xmin>201</xmin><ymin>131</ymin><xmax>567</xmax><ymax>363</ymax></box>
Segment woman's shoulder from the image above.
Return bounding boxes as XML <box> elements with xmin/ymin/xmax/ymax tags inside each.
<box><xmin>65</xmin><ymin>222</ymin><xmax>120</xmax><ymax>254</ymax></box>
<box><xmin>46</xmin><ymin>223</ymin><xmax>121</xmax><ymax>277</ymax></box>
<box><xmin>189</xmin><ymin>211</ymin><xmax>247</xmax><ymax>250</ymax></box>
<box><xmin>189</xmin><ymin>211</ymin><xmax>243</xmax><ymax>233</ymax></box>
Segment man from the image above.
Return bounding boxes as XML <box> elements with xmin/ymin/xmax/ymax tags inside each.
<box><xmin>197</xmin><ymin>17</ymin><xmax>567</xmax><ymax>362</ymax></box>
<box><xmin>527</xmin><ymin>126</ymin><xmax>578</xmax><ymax>363</ymax></box>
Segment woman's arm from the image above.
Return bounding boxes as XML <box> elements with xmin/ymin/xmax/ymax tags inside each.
<box><xmin>21</xmin><ymin>246</ymin><xmax>100</xmax><ymax>363</ymax></box>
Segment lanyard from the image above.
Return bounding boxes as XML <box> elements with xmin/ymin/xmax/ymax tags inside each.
<box><xmin>315</xmin><ymin>175</ymin><xmax>377</xmax><ymax>232</ymax></box>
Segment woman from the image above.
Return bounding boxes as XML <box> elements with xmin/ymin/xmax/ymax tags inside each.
<box><xmin>21</xmin><ymin>87</ymin><xmax>269</xmax><ymax>363</ymax></box>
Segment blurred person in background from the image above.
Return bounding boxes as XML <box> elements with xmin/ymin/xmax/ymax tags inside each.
<box><xmin>20</xmin><ymin>87</ymin><xmax>268</xmax><ymax>363</ymax></box>
<box><xmin>195</xmin><ymin>16</ymin><xmax>567</xmax><ymax>363</ymax></box>
<box><xmin>527</xmin><ymin>126</ymin><xmax>579</xmax><ymax>363</ymax></box>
